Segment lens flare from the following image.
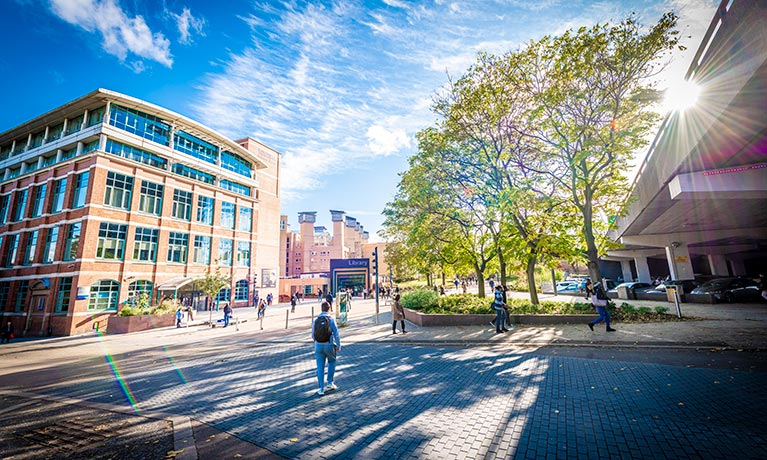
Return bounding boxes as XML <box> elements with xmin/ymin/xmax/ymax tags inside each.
<box><xmin>663</xmin><ymin>79</ymin><xmax>700</xmax><ymax>113</ymax></box>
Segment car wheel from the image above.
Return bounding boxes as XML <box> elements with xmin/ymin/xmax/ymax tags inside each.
<box><xmin>723</xmin><ymin>292</ymin><xmax>733</xmax><ymax>303</ymax></box>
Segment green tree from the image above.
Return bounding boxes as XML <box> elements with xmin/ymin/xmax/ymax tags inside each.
<box><xmin>199</xmin><ymin>268</ymin><xmax>231</xmax><ymax>324</ymax></box>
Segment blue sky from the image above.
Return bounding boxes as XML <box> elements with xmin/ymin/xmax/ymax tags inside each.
<box><xmin>0</xmin><ymin>0</ymin><xmax>717</xmax><ymax>239</ymax></box>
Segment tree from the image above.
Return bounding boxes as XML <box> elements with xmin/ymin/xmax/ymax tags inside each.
<box><xmin>199</xmin><ymin>268</ymin><xmax>231</xmax><ymax>324</ymax></box>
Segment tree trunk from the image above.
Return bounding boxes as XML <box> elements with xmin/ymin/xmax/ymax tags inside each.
<box><xmin>498</xmin><ymin>247</ymin><xmax>507</xmax><ymax>287</ymax></box>
<box><xmin>473</xmin><ymin>261</ymin><xmax>486</xmax><ymax>298</ymax></box>
<box><xmin>551</xmin><ymin>268</ymin><xmax>557</xmax><ymax>296</ymax></box>
<box><xmin>526</xmin><ymin>256</ymin><xmax>539</xmax><ymax>305</ymax></box>
<box><xmin>426</xmin><ymin>273</ymin><xmax>432</xmax><ymax>286</ymax></box>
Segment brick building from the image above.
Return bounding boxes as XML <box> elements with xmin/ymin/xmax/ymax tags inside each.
<box><xmin>0</xmin><ymin>89</ymin><xmax>281</xmax><ymax>336</ymax></box>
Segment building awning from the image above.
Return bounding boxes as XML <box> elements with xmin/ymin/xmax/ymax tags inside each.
<box><xmin>156</xmin><ymin>277</ymin><xmax>195</xmax><ymax>291</ymax></box>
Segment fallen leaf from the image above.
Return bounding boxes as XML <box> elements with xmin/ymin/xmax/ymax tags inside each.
<box><xmin>678</xmin><ymin>402</ymin><xmax>685</xmax><ymax>406</ymax></box>
<box><xmin>290</xmin><ymin>438</ymin><xmax>298</xmax><ymax>442</ymax></box>
<box><xmin>713</xmin><ymin>381</ymin><xmax>720</xmax><ymax>384</ymax></box>
<box><xmin>234</xmin><ymin>455</ymin><xmax>242</xmax><ymax>458</ymax></box>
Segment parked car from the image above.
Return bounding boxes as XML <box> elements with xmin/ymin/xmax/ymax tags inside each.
<box><xmin>607</xmin><ymin>282</ymin><xmax>654</xmax><ymax>296</ymax></box>
<box><xmin>555</xmin><ymin>281</ymin><xmax>579</xmax><ymax>292</ymax></box>
<box><xmin>690</xmin><ymin>277</ymin><xmax>760</xmax><ymax>303</ymax></box>
<box><xmin>646</xmin><ymin>280</ymin><xmax>699</xmax><ymax>295</ymax></box>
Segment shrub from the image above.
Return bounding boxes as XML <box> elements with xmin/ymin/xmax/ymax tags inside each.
<box><xmin>655</xmin><ymin>306</ymin><xmax>669</xmax><ymax>314</ymax></box>
<box><xmin>400</xmin><ymin>289</ymin><xmax>439</xmax><ymax>312</ymax></box>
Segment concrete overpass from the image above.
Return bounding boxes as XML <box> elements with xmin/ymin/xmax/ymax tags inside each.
<box><xmin>607</xmin><ymin>0</ymin><xmax>767</xmax><ymax>283</ymax></box>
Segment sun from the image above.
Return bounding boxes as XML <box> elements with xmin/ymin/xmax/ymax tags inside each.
<box><xmin>662</xmin><ymin>79</ymin><xmax>701</xmax><ymax>113</ymax></box>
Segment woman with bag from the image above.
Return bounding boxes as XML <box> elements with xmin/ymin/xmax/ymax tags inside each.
<box><xmin>586</xmin><ymin>280</ymin><xmax>616</xmax><ymax>332</ymax></box>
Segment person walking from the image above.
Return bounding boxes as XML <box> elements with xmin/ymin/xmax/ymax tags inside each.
<box><xmin>185</xmin><ymin>305</ymin><xmax>194</xmax><ymax>322</ymax></box>
<box><xmin>175</xmin><ymin>308</ymin><xmax>182</xmax><ymax>328</ymax></box>
<box><xmin>312</xmin><ymin>301</ymin><xmax>340</xmax><ymax>396</ymax></box>
<box><xmin>1</xmin><ymin>321</ymin><xmax>14</xmax><ymax>344</ymax></box>
<box><xmin>586</xmin><ymin>280</ymin><xmax>616</xmax><ymax>332</ymax></box>
<box><xmin>391</xmin><ymin>287</ymin><xmax>406</xmax><ymax>334</ymax></box>
<box><xmin>491</xmin><ymin>285</ymin><xmax>509</xmax><ymax>333</ymax></box>
<box><xmin>257</xmin><ymin>298</ymin><xmax>267</xmax><ymax>319</ymax></box>
<box><xmin>325</xmin><ymin>291</ymin><xmax>334</xmax><ymax>312</ymax></box>
<box><xmin>290</xmin><ymin>294</ymin><xmax>297</xmax><ymax>313</ymax></box>
<box><xmin>223</xmin><ymin>303</ymin><xmax>232</xmax><ymax>327</ymax></box>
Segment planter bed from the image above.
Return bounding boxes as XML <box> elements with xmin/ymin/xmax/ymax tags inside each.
<box><xmin>106</xmin><ymin>313</ymin><xmax>176</xmax><ymax>334</ymax></box>
<box><xmin>403</xmin><ymin>308</ymin><xmax>595</xmax><ymax>327</ymax></box>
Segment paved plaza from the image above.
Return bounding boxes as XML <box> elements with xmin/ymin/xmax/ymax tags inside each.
<box><xmin>1</xmin><ymin>296</ymin><xmax>766</xmax><ymax>459</ymax></box>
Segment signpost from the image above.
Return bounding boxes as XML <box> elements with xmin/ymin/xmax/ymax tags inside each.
<box><xmin>373</xmin><ymin>247</ymin><xmax>379</xmax><ymax>325</ymax></box>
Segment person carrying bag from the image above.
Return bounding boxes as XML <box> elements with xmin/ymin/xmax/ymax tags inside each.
<box><xmin>586</xmin><ymin>280</ymin><xmax>616</xmax><ymax>332</ymax></box>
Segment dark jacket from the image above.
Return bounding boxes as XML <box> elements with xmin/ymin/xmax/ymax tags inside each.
<box><xmin>1</xmin><ymin>322</ymin><xmax>14</xmax><ymax>338</ymax></box>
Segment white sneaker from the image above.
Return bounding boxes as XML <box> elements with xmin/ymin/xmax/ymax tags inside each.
<box><xmin>317</xmin><ymin>389</ymin><xmax>324</xmax><ymax>396</ymax></box>
<box><xmin>326</xmin><ymin>383</ymin><xmax>338</xmax><ymax>391</ymax></box>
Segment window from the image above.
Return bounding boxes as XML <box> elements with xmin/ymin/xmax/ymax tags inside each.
<box><xmin>216</xmin><ymin>287</ymin><xmax>231</xmax><ymax>303</ymax></box>
<box><xmin>238</xmin><ymin>207</ymin><xmax>252</xmax><ymax>232</ymax></box>
<box><xmin>31</xmin><ymin>131</ymin><xmax>45</xmax><ymax>149</ymax></box>
<box><xmin>56</xmin><ymin>277</ymin><xmax>72</xmax><ymax>312</ymax></box>
<box><xmin>234</xmin><ymin>279</ymin><xmax>248</xmax><ymax>301</ymax></box>
<box><xmin>218</xmin><ymin>238</ymin><xmax>232</xmax><ymax>266</ymax></box>
<box><xmin>220</xmin><ymin>179</ymin><xmax>251</xmax><ymax>197</ymax></box>
<box><xmin>105</xmin><ymin>139</ymin><xmax>168</xmax><ymax>169</ymax></box>
<box><xmin>23</xmin><ymin>230</ymin><xmax>38</xmax><ymax>265</ymax></box>
<box><xmin>64</xmin><ymin>222</ymin><xmax>81</xmax><ymax>261</ymax></box>
<box><xmin>138</xmin><ymin>180</ymin><xmax>163</xmax><ymax>215</ymax></box>
<box><xmin>71</xmin><ymin>171</ymin><xmax>89</xmax><ymax>209</ymax></box>
<box><xmin>5</xmin><ymin>234</ymin><xmax>18</xmax><ymax>267</ymax></box>
<box><xmin>51</xmin><ymin>178</ymin><xmax>67</xmax><ymax>213</ymax></box>
<box><xmin>48</xmin><ymin>123</ymin><xmax>64</xmax><ymax>142</ymax></box>
<box><xmin>108</xmin><ymin>104</ymin><xmax>170</xmax><ymax>146</ymax></box>
<box><xmin>15</xmin><ymin>280</ymin><xmax>29</xmax><ymax>312</ymax></box>
<box><xmin>167</xmin><ymin>232</ymin><xmax>189</xmax><ymax>263</ymax></box>
<box><xmin>65</xmin><ymin>115</ymin><xmax>83</xmax><ymax>135</ymax></box>
<box><xmin>173</xmin><ymin>130</ymin><xmax>218</xmax><ymax>164</ymax></box>
<box><xmin>128</xmin><ymin>280</ymin><xmax>153</xmax><ymax>305</ymax></box>
<box><xmin>43</xmin><ymin>227</ymin><xmax>59</xmax><ymax>263</ymax></box>
<box><xmin>196</xmin><ymin>196</ymin><xmax>214</xmax><ymax>225</ymax></box>
<box><xmin>61</xmin><ymin>147</ymin><xmax>77</xmax><ymax>161</ymax></box>
<box><xmin>88</xmin><ymin>280</ymin><xmax>119</xmax><ymax>310</ymax></box>
<box><xmin>0</xmin><ymin>282</ymin><xmax>9</xmax><ymax>311</ymax></box>
<box><xmin>96</xmin><ymin>223</ymin><xmax>127</xmax><ymax>260</ymax></box>
<box><xmin>31</xmin><ymin>184</ymin><xmax>46</xmax><ymax>218</ymax></box>
<box><xmin>104</xmin><ymin>172</ymin><xmax>133</xmax><ymax>210</ymax></box>
<box><xmin>12</xmin><ymin>189</ymin><xmax>28</xmax><ymax>221</ymax></box>
<box><xmin>171</xmin><ymin>163</ymin><xmax>215</xmax><ymax>184</ymax></box>
<box><xmin>171</xmin><ymin>190</ymin><xmax>192</xmax><ymax>220</ymax></box>
<box><xmin>220</xmin><ymin>151</ymin><xmax>252</xmax><ymax>177</ymax></box>
<box><xmin>82</xmin><ymin>140</ymin><xmax>99</xmax><ymax>154</ymax></box>
<box><xmin>193</xmin><ymin>235</ymin><xmax>211</xmax><ymax>264</ymax></box>
<box><xmin>87</xmin><ymin>106</ymin><xmax>105</xmax><ymax>127</ymax></box>
<box><xmin>133</xmin><ymin>227</ymin><xmax>158</xmax><ymax>262</ymax></box>
<box><xmin>237</xmin><ymin>241</ymin><xmax>250</xmax><ymax>267</ymax></box>
<box><xmin>0</xmin><ymin>194</ymin><xmax>9</xmax><ymax>224</ymax></box>
<box><xmin>221</xmin><ymin>201</ymin><xmax>235</xmax><ymax>229</ymax></box>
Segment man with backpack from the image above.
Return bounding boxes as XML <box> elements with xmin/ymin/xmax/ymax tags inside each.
<box><xmin>312</xmin><ymin>301</ymin><xmax>341</xmax><ymax>396</ymax></box>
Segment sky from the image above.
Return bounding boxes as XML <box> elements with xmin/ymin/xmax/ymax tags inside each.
<box><xmin>0</xmin><ymin>0</ymin><xmax>718</xmax><ymax>240</ymax></box>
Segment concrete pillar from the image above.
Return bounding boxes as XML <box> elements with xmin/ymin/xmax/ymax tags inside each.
<box><xmin>730</xmin><ymin>259</ymin><xmax>747</xmax><ymax>276</ymax></box>
<box><xmin>707</xmin><ymin>254</ymin><xmax>730</xmax><ymax>276</ymax></box>
<box><xmin>665</xmin><ymin>244</ymin><xmax>695</xmax><ymax>280</ymax></box>
<box><xmin>634</xmin><ymin>257</ymin><xmax>651</xmax><ymax>283</ymax></box>
<box><xmin>621</xmin><ymin>260</ymin><xmax>633</xmax><ymax>282</ymax></box>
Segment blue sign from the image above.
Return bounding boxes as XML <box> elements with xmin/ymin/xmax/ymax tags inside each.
<box><xmin>330</xmin><ymin>258</ymin><xmax>369</xmax><ymax>270</ymax></box>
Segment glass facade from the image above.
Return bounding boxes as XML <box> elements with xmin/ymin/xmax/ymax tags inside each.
<box><xmin>5</xmin><ymin>234</ymin><xmax>18</xmax><ymax>267</ymax></box>
<box><xmin>138</xmin><ymin>180</ymin><xmax>163</xmax><ymax>215</ymax></box>
<box><xmin>218</xmin><ymin>238</ymin><xmax>233</xmax><ymax>266</ymax></box>
<box><xmin>237</xmin><ymin>241</ymin><xmax>250</xmax><ymax>267</ymax></box>
<box><xmin>72</xmin><ymin>171</ymin><xmax>89</xmax><ymax>209</ymax></box>
<box><xmin>220</xmin><ymin>179</ymin><xmax>250</xmax><ymax>197</ymax></box>
<box><xmin>173</xmin><ymin>130</ymin><xmax>218</xmax><ymax>164</ymax></box>
<box><xmin>109</xmin><ymin>104</ymin><xmax>170</xmax><ymax>146</ymax></box>
<box><xmin>238</xmin><ymin>207</ymin><xmax>252</xmax><ymax>232</ymax></box>
<box><xmin>12</xmin><ymin>188</ymin><xmax>28</xmax><ymax>221</ymax></box>
<box><xmin>43</xmin><ymin>227</ymin><xmax>58</xmax><ymax>263</ymax></box>
<box><xmin>15</xmin><ymin>280</ymin><xmax>28</xmax><ymax>312</ymax></box>
<box><xmin>87</xmin><ymin>106</ymin><xmax>105</xmax><ymax>127</ymax></box>
<box><xmin>128</xmin><ymin>280</ymin><xmax>153</xmax><ymax>304</ymax></box>
<box><xmin>171</xmin><ymin>163</ymin><xmax>215</xmax><ymax>184</ymax></box>
<box><xmin>31</xmin><ymin>184</ymin><xmax>46</xmax><ymax>218</ymax></box>
<box><xmin>56</xmin><ymin>277</ymin><xmax>73</xmax><ymax>312</ymax></box>
<box><xmin>221</xmin><ymin>151</ymin><xmax>252</xmax><ymax>177</ymax></box>
<box><xmin>96</xmin><ymin>223</ymin><xmax>127</xmax><ymax>260</ymax></box>
<box><xmin>105</xmin><ymin>139</ymin><xmax>168</xmax><ymax>169</ymax></box>
<box><xmin>234</xmin><ymin>279</ymin><xmax>248</xmax><ymax>301</ymax></box>
<box><xmin>23</xmin><ymin>230</ymin><xmax>38</xmax><ymax>265</ymax></box>
<box><xmin>104</xmin><ymin>172</ymin><xmax>133</xmax><ymax>210</ymax></box>
<box><xmin>65</xmin><ymin>115</ymin><xmax>83</xmax><ymax>135</ymax></box>
<box><xmin>196</xmin><ymin>196</ymin><xmax>214</xmax><ymax>225</ymax></box>
<box><xmin>64</xmin><ymin>222</ymin><xmax>81</xmax><ymax>261</ymax></box>
<box><xmin>221</xmin><ymin>201</ymin><xmax>235</xmax><ymax>229</ymax></box>
<box><xmin>167</xmin><ymin>232</ymin><xmax>189</xmax><ymax>263</ymax></box>
<box><xmin>50</xmin><ymin>178</ymin><xmax>66</xmax><ymax>213</ymax></box>
<box><xmin>193</xmin><ymin>235</ymin><xmax>211</xmax><ymax>265</ymax></box>
<box><xmin>0</xmin><ymin>194</ymin><xmax>9</xmax><ymax>224</ymax></box>
<box><xmin>171</xmin><ymin>189</ymin><xmax>192</xmax><ymax>220</ymax></box>
<box><xmin>88</xmin><ymin>279</ymin><xmax>119</xmax><ymax>310</ymax></box>
<box><xmin>133</xmin><ymin>227</ymin><xmax>158</xmax><ymax>262</ymax></box>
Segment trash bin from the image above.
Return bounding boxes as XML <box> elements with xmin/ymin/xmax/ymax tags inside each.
<box><xmin>616</xmin><ymin>286</ymin><xmax>630</xmax><ymax>300</ymax></box>
<box><xmin>666</xmin><ymin>286</ymin><xmax>678</xmax><ymax>303</ymax></box>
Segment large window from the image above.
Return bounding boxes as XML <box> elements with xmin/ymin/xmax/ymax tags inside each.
<box><xmin>5</xmin><ymin>234</ymin><xmax>19</xmax><ymax>267</ymax></box>
<box><xmin>167</xmin><ymin>232</ymin><xmax>189</xmax><ymax>263</ymax></box>
<box><xmin>234</xmin><ymin>279</ymin><xmax>248</xmax><ymax>301</ymax></box>
<box><xmin>43</xmin><ymin>227</ymin><xmax>59</xmax><ymax>263</ymax></box>
<box><xmin>50</xmin><ymin>178</ymin><xmax>67</xmax><ymax>213</ymax></box>
<box><xmin>108</xmin><ymin>104</ymin><xmax>170</xmax><ymax>146</ymax></box>
<box><xmin>171</xmin><ymin>164</ymin><xmax>215</xmax><ymax>184</ymax></box>
<box><xmin>237</xmin><ymin>241</ymin><xmax>250</xmax><ymax>267</ymax></box>
<box><xmin>193</xmin><ymin>235</ymin><xmax>211</xmax><ymax>265</ymax></box>
<box><xmin>87</xmin><ymin>106</ymin><xmax>105</xmax><ymax>127</ymax></box>
<box><xmin>196</xmin><ymin>196</ymin><xmax>214</xmax><ymax>225</ymax></box>
<box><xmin>64</xmin><ymin>222</ymin><xmax>81</xmax><ymax>261</ymax></box>
<box><xmin>31</xmin><ymin>184</ymin><xmax>46</xmax><ymax>218</ymax></box>
<box><xmin>221</xmin><ymin>201</ymin><xmax>235</xmax><ymax>229</ymax></box>
<box><xmin>171</xmin><ymin>189</ymin><xmax>192</xmax><ymax>220</ymax></box>
<box><xmin>12</xmin><ymin>189</ymin><xmax>28</xmax><ymax>221</ymax></box>
<box><xmin>104</xmin><ymin>172</ymin><xmax>133</xmax><ymax>210</ymax></box>
<box><xmin>220</xmin><ymin>151</ymin><xmax>252</xmax><ymax>177</ymax></box>
<box><xmin>23</xmin><ymin>230</ymin><xmax>38</xmax><ymax>265</ymax></box>
<box><xmin>48</xmin><ymin>123</ymin><xmax>64</xmax><ymax>142</ymax></box>
<box><xmin>133</xmin><ymin>227</ymin><xmax>158</xmax><ymax>262</ymax></box>
<box><xmin>173</xmin><ymin>130</ymin><xmax>218</xmax><ymax>164</ymax></box>
<box><xmin>238</xmin><ymin>207</ymin><xmax>252</xmax><ymax>232</ymax></box>
<box><xmin>96</xmin><ymin>223</ymin><xmax>127</xmax><ymax>260</ymax></box>
<box><xmin>0</xmin><ymin>194</ymin><xmax>9</xmax><ymax>224</ymax></box>
<box><xmin>65</xmin><ymin>115</ymin><xmax>83</xmax><ymax>135</ymax></box>
<box><xmin>218</xmin><ymin>238</ymin><xmax>233</xmax><ymax>266</ymax></box>
<box><xmin>56</xmin><ymin>277</ymin><xmax>73</xmax><ymax>312</ymax></box>
<box><xmin>71</xmin><ymin>171</ymin><xmax>89</xmax><ymax>209</ymax></box>
<box><xmin>128</xmin><ymin>280</ymin><xmax>154</xmax><ymax>305</ymax></box>
<box><xmin>220</xmin><ymin>180</ymin><xmax>251</xmax><ymax>197</ymax></box>
<box><xmin>216</xmin><ymin>287</ymin><xmax>231</xmax><ymax>303</ymax></box>
<box><xmin>15</xmin><ymin>280</ymin><xmax>29</xmax><ymax>312</ymax></box>
<box><xmin>138</xmin><ymin>180</ymin><xmax>163</xmax><ymax>215</ymax></box>
<box><xmin>105</xmin><ymin>139</ymin><xmax>168</xmax><ymax>169</ymax></box>
<box><xmin>88</xmin><ymin>280</ymin><xmax>119</xmax><ymax>310</ymax></box>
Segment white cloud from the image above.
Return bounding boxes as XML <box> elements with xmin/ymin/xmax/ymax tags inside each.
<box><xmin>171</xmin><ymin>7</ymin><xmax>205</xmax><ymax>45</ymax></box>
<box><xmin>49</xmin><ymin>0</ymin><xmax>172</xmax><ymax>69</ymax></box>
<box><xmin>366</xmin><ymin>123</ymin><xmax>412</xmax><ymax>155</ymax></box>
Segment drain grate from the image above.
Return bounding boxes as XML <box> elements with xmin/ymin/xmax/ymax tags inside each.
<box><xmin>17</xmin><ymin>418</ymin><xmax>111</xmax><ymax>452</ymax></box>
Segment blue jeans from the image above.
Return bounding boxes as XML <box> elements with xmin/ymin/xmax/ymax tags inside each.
<box><xmin>494</xmin><ymin>306</ymin><xmax>507</xmax><ymax>330</ymax></box>
<box><xmin>591</xmin><ymin>305</ymin><xmax>611</xmax><ymax>328</ymax></box>
<box><xmin>315</xmin><ymin>342</ymin><xmax>337</xmax><ymax>391</ymax></box>
<box><xmin>224</xmin><ymin>313</ymin><xmax>230</xmax><ymax>327</ymax></box>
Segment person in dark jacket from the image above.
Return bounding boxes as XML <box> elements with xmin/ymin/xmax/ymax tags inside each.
<box><xmin>391</xmin><ymin>287</ymin><xmax>406</xmax><ymax>334</ymax></box>
<box><xmin>586</xmin><ymin>280</ymin><xmax>616</xmax><ymax>332</ymax></box>
<box><xmin>1</xmin><ymin>321</ymin><xmax>14</xmax><ymax>344</ymax></box>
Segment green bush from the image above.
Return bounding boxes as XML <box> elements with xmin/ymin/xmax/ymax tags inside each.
<box><xmin>119</xmin><ymin>306</ymin><xmax>137</xmax><ymax>317</ymax></box>
<box><xmin>400</xmin><ymin>289</ymin><xmax>439</xmax><ymax>312</ymax></box>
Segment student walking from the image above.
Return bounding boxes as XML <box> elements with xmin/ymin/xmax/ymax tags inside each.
<box><xmin>290</xmin><ymin>294</ymin><xmax>297</xmax><ymax>313</ymax></box>
<box><xmin>175</xmin><ymin>308</ymin><xmax>182</xmax><ymax>328</ymax></box>
<box><xmin>391</xmin><ymin>287</ymin><xmax>406</xmax><ymax>334</ymax></box>
<box><xmin>491</xmin><ymin>285</ymin><xmax>509</xmax><ymax>333</ymax></box>
<box><xmin>1</xmin><ymin>321</ymin><xmax>14</xmax><ymax>344</ymax></box>
<box><xmin>586</xmin><ymin>280</ymin><xmax>616</xmax><ymax>332</ymax></box>
<box><xmin>312</xmin><ymin>302</ymin><xmax>341</xmax><ymax>396</ymax></box>
<box><xmin>223</xmin><ymin>303</ymin><xmax>232</xmax><ymax>327</ymax></box>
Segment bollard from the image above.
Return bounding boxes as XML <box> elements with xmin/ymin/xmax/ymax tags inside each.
<box><xmin>260</xmin><ymin>314</ymin><xmax>264</xmax><ymax>330</ymax></box>
<box><xmin>285</xmin><ymin>309</ymin><xmax>289</xmax><ymax>329</ymax></box>
<box><xmin>311</xmin><ymin>306</ymin><xmax>315</xmax><ymax>324</ymax></box>
<box><xmin>236</xmin><ymin>316</ymin><xmax>239</xmax><ymax>332</ymax></box>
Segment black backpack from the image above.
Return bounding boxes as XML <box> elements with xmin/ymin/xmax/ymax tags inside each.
<box><xmin>313</xmin><ymin>316</ymin><xmax>331</xmax><ymax>343</ymax></box>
